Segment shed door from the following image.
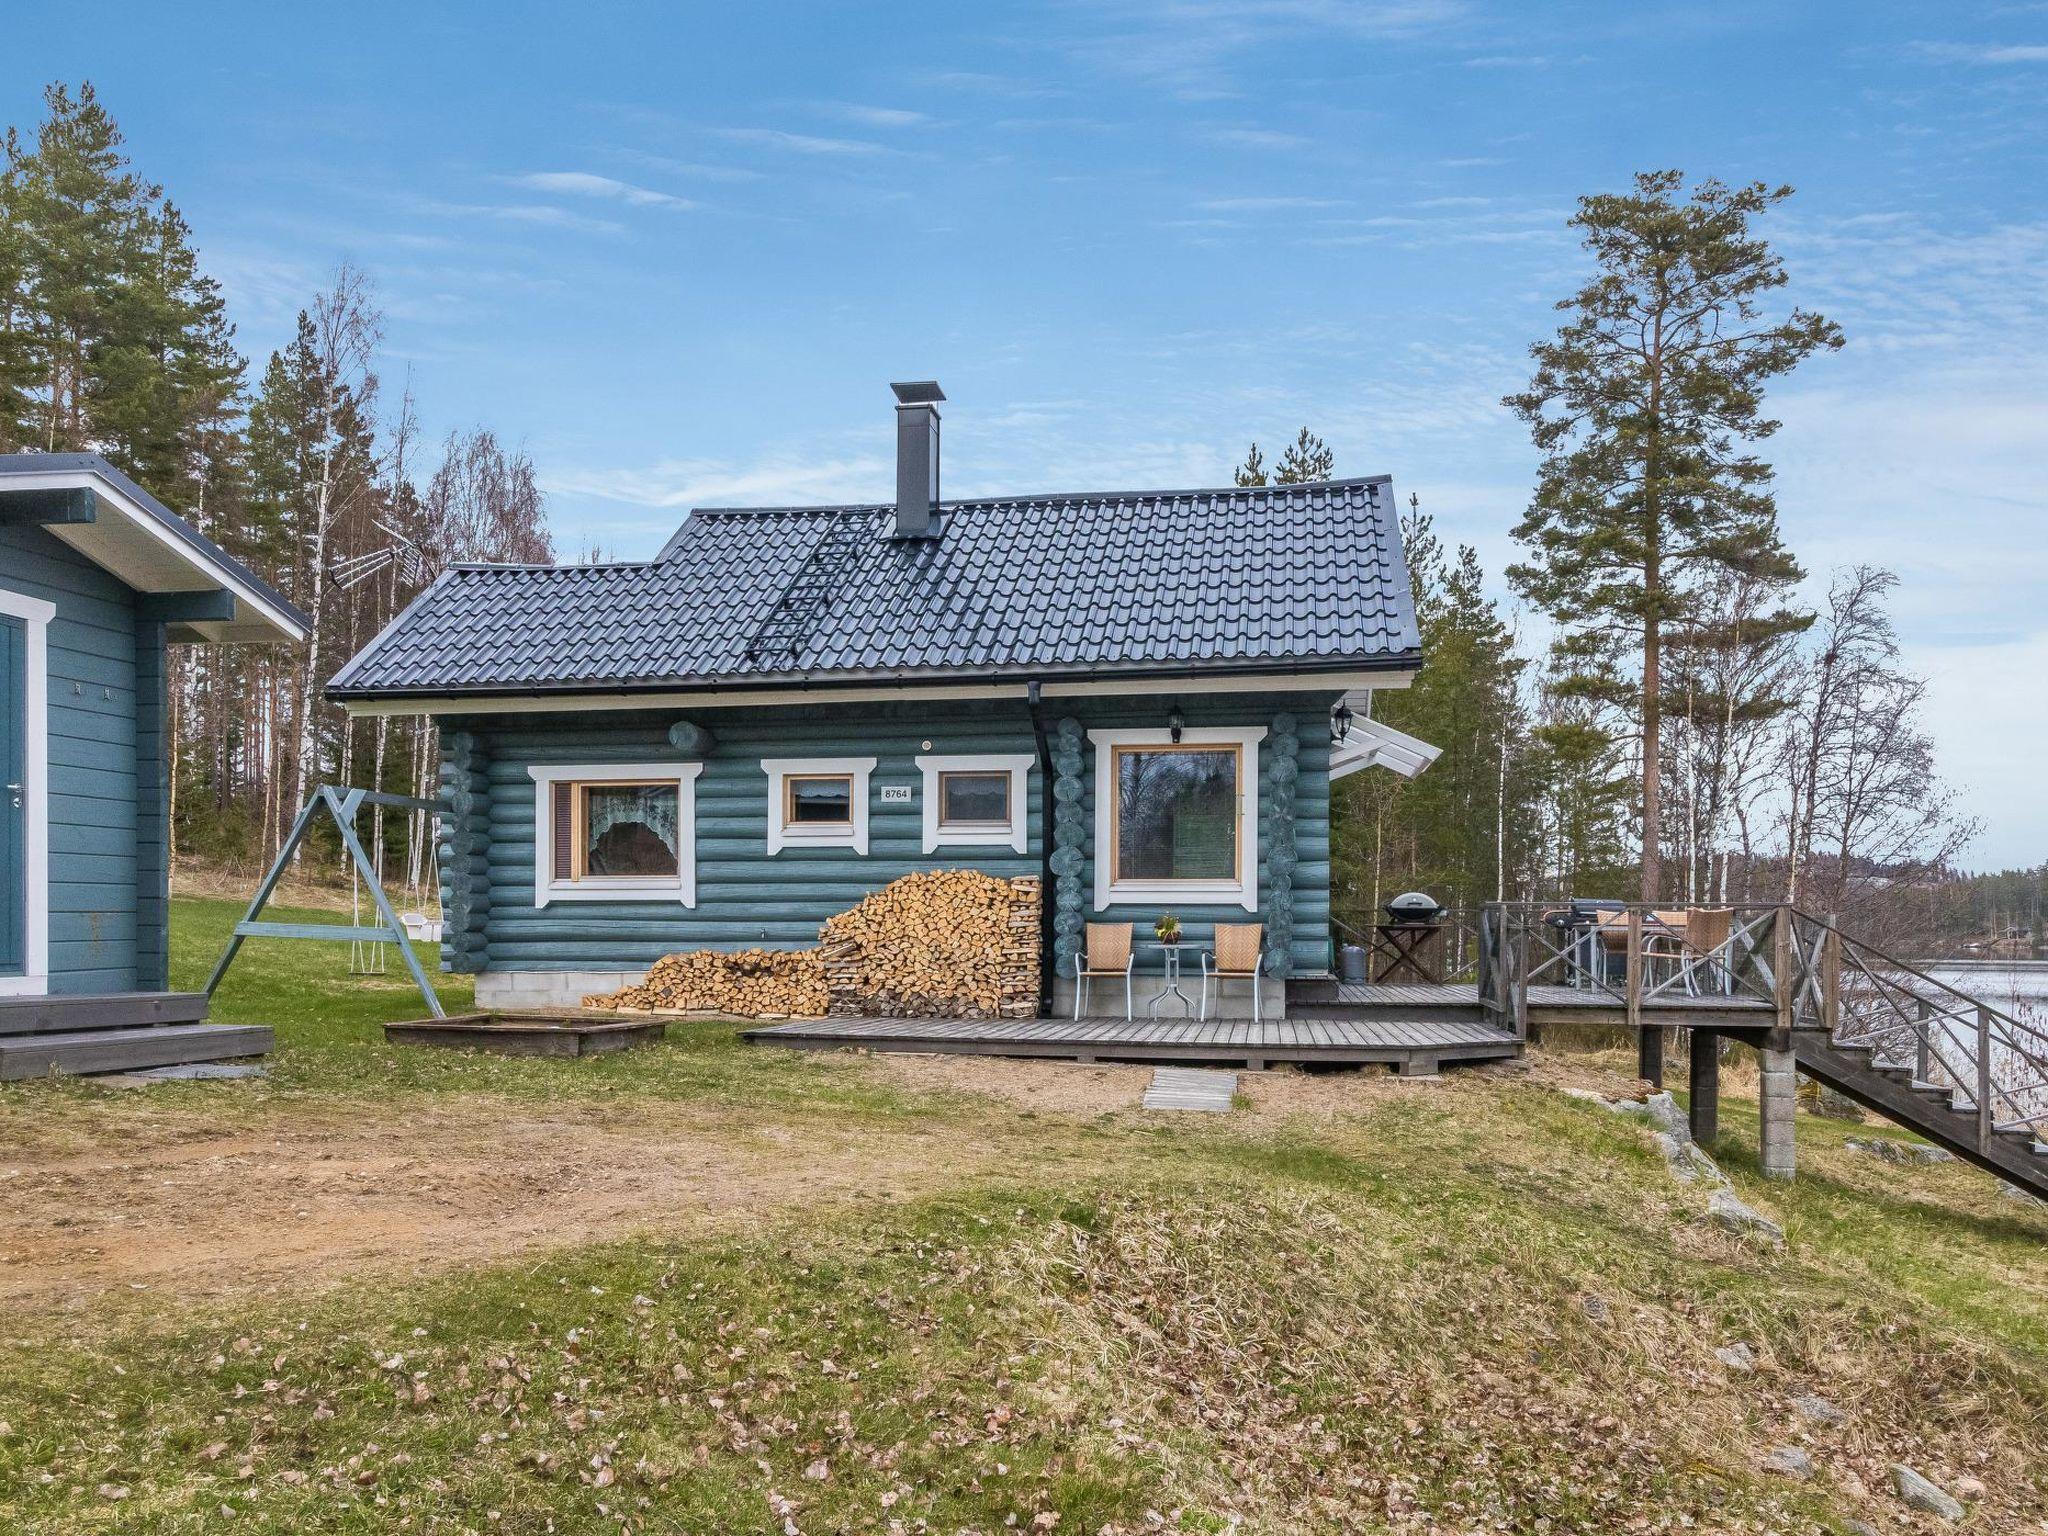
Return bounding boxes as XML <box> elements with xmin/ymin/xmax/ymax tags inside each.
<box><xmin>0</xmin><ymin>613</ymin><xmax>22</xmax><ymax>974</ymax></box>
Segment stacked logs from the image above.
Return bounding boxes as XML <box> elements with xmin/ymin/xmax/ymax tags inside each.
<box><xmin>586</xmin><ymin>947</ymin><xmax>828</xmax><ymax>1019</ymax></box>
<box><xmin>585</xmin><ymin>870</ymin><xmax>1041</xmax><ymax>1020</ymax></box>
<box><xmin>820</xmin><ymin>870</ymin><xmax>1039</xmax><ymax>1019</ymax></box>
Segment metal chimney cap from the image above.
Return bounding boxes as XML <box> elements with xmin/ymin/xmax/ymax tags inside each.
<box><xmin>890</xmin><ymin>380</ymin><xmax>945</xmax><ymax>405</ymax></box>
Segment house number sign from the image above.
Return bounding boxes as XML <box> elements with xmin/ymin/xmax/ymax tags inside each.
<box><xmin>878</xmin><ymin>786</ymin><xmax>913</xmax><ymax>803</ymax></box>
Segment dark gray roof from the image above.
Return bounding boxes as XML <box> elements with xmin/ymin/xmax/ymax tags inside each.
<box><xmin>0</xmin><ymin>452</ymin><xmax>309</xmax><ymax>635</ymax></box>
<box><xmin>327</xmin><ymin>476</ymin><xmax>1418</xmax><ymax>700</ymax></box>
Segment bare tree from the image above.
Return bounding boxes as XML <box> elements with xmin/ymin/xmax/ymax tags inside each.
<box><xmin>1782</xmin><ymin>566</ymin><xmax>1977</xmax><ymax>930</ymax></box>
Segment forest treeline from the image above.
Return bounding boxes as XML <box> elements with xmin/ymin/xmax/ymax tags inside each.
<box><xmin>1</xmin><ymin>84</ymin><xmax>551</xmax><ymax>894</ymax></box>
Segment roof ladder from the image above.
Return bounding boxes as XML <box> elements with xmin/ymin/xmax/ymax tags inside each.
<box><xmin>744</xmin><ymin>516</ymin><xmax>871</xmax><ymax>664</ymax></box>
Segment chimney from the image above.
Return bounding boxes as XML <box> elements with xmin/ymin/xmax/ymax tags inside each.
<box><xmin>890</xmin><ymin>380</ymin><xmax>944</xmax><ymax>539</ymax></box>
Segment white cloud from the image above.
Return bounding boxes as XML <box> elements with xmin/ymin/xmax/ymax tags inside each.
<box><xmin>714</xmin><ymin>127</ymin><xmax>893</xmax><ymax>156</ymax></box>
<box><xmin>1197</xmin><ymin>194</ymin><xmax>1346</xmax><ymax>210</ymax></box>
<box><xmin>508</xmin><ymin>172</ymin><xmax>700</xmax><ymax>210</ymax></box>
<box><xmin>1204</xmin><ymin>126</ymin><xmax>1311</xmax><ymax>148</ymax></box>
<box><xmin>542</xmin><ymin>453</ymin><xmax>893</xmax><ymax>511</ymax></box>
<box><xmin>1910</xmin><ymin>40</ymin><xmax>2048</xmax><ymax>65</ymax></box>
<box><xmin>817</xmin><ymin>103</ymin><xmax>931</xmax><ymax>128</ymax></box>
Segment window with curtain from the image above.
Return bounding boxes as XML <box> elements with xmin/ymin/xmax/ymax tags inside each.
<box><xmin>784</xmin><ymin>774</ymin><xmax>853</xmax><ymax>826</ymax></box>
<box><xmin>1113</xmin><ymin>745</ymin><xmax>1239</xmax><ymax>881</ymax></box>
<box><xmin>937</xmin><ymin>770</ymin><xmax>1010</xmax><ymax>828</ymax></box>
<box><xmin>553</xmin><ymin>781</ymin><xmax>680</xmax><ymax>880</ymax></box>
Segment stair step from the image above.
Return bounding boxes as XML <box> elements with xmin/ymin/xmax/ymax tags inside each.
<box><xmin>0</xmin><ymin>1023</ymin><xmax>272</xmax><ymax>1081</ymax></box>
<box><xmin>0</xmin><ymin>991</ymin><xmax>210</xmax><ymax>1035</ymax></box>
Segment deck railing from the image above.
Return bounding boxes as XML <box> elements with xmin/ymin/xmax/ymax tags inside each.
<box><xmin>1476</xmin><ymin>900</ymin><xmax>2048</xmax><ymax>1150</ymax></box>
<box><xmin>1332</xmin><ymin>909</ymin><xmax>1486</xmax><ymax>987</ymax></box>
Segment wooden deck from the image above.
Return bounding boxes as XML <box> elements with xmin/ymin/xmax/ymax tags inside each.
<box><xmin>1329</xmin><ymin>980</ymin><xmax>1774</xmax><ymax>1029</ymax></box>
<box><xmin>744</xmin><ymin>1012</ymin><xmax>1522</xmax><ymax>1072</ymax></box>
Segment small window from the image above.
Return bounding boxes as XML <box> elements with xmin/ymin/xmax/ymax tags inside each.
<box><xmin>938</xmin><ymin>770</ymin><xmax>1010</xmax><ymax>829</ymax></box>
<box><xmin>785</xmin><ymin>774</ymin><xmax>853</xmax><ymax>826</ymax></box>
<box><xmin>914</xmin><ymin>753</ymin><xmax>1034</xmax><ymax>854</ymax></box>
<box><xmin>1113</xmin><ymin>744</ymin><xmax>1240</xmax><ymax>882</ymax></box>
<box><xmin>554</xmin><ymin>780</ymin><xmax>681</xmax><ymax>880</ymax></box>
<box><xmin>762</xmin><ymin>757</ymin><xmax>876</xmax><ymax>854</ymax></box>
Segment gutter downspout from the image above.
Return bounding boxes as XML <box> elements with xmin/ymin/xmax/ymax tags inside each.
<box><xmin>1026</xmin><ymin>680</ymin><xmax>1057</xmax><ymax>1017</ymax></box>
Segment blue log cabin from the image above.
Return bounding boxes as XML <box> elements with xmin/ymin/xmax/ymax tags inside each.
<box><xmin>0</xmin><ymin>454</ymin><xmax>305</xmax><ymax>1077</ymax></box>
<box><xmin>327</xmin><ymin>383</ymin><xmax>1444</xmax><ymax>1024</ymax></box>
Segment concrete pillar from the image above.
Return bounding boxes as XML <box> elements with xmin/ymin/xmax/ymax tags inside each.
<box><xmin>1759</xmin><ymin>1036</ymin><xmax>1798</xmax><ymax>1181</ymax></box>
<box><xmin>1638</xmin><ymin>1025</ymin><xmax>1665</xmax><ymax>1088</ymax></box>
<box><xmin>1688</xmin><ymin>1030</ymin><xmax>1719</xmax><ymax>1146</ymax></box>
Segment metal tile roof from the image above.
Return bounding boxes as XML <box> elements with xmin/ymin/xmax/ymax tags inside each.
<box><xmin>326</xmin><ymin>476</ymin><xmax>1419</xmax><ymax>700</ymax></box>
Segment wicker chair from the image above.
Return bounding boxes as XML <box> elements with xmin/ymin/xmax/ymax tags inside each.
<box><xmin>1200</xmin><ymin>922</ymin><xmax>1265</xmax><ymax>1023</ymax></box>
<box><xmin>1073</xmin><ymin>922</ymin><xmax>1136</xmax><ymax>1021</ymax></box>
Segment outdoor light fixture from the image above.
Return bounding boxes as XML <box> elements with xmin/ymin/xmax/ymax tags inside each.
<box><xmin>1168</xmin><ymin>704</ymin><xmax>1185</xmax><ymax>744</ymax></box>
<box><xmin>1331</xmin><ymin>702</ymin><xmax>1354</xmax><ymax>742</ymax></box>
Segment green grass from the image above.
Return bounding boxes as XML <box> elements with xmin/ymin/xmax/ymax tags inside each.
<box><xmin>0</xmin><ymin>898</ymin><xmax>2044</xmax><ymax>1532</ymax></box>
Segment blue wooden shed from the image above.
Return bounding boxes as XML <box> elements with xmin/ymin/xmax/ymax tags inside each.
<box><xmin>329</xmin><ymin>384</ymin><xmax>1434</xmax><ymax>1021</ymax></box>
<box><xmin>0</xmin><ymin>455</ymin><xmax>305</xmax><ymax>1076</ymax></box>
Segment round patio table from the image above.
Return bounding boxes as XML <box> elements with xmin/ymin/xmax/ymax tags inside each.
<box><xmin>1147</xmin><ymin>941</ymin><xmax>1196</xmax><ymax>1020</ymax></box>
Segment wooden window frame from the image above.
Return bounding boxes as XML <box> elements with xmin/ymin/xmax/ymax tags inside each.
<box><xmin>525</xmin><ymin>762</ymin><xmax>702</xmax><ymax>908</ymax></box>
<box><xmin>783</xmin><ymin>772</ymin><xmax>855</xmax><ymax>829</ymax></box>
<box><xmin>1086</xmin><ymin>726</ymin><xmax>1265</xmax><ymax>913</ymax></box>
<box><xmin>938</xmin><ymin>770</ymin><xmax>1011</xmax><ymax>830</ymax></box>
<box><xmin>563</xmin><ymin>779</ymin><xmax>681</xmax><ymax>883</ymax></box>
<box><xmin>762</xmin><ymin>757</ymin><xmax>876</xmax><ymax>855</ymax></box>
<box><xmin>914</xmin><ymin>752</ymin><xmax>1034</xmax><ymax>854</ymax></box>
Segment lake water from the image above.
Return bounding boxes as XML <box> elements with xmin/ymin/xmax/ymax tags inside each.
<box><xmin>1922</xmin><ymin>962</ymin><xmax>2048</xmax><ymax>1010</ymax></box>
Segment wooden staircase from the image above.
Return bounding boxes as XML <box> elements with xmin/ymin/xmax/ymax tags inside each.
<box><xmin>1794</xmin><ymin>1029</ymin><xmax>2048</xmax><ymax>1201</ymax></box>
<box><xmin>0</xmin><ymin>992</ymin><xmax>271</xmax><ymax>1080</ymax></box>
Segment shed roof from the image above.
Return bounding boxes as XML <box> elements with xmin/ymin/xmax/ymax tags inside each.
<box><xmin>0</xmin><ymin>453</ymin><xmax>308</xmax><ymax>644</ymax></box>
<box><xmin>327</xmin><ymin>476</ymin><xmax>1418</xmax><ymax>701</ymax></box>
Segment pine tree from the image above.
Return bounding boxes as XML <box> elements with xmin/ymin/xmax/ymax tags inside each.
<box><xmin>1233</xmin><ymin>427</ymin><xmax>1336</xmax><ymax>487</ymax></box>
<box><xmin>0</xmin><ymin>126</ymin><xmax>36</xmax><ymax>444</ymax></box>
<box><xmin>1505</xmin><ymin>170</ymin><xmax>1842</xmax><ymax>901</ymax></box>
<box><xmin>1273</xmin><ymin>426</ymin><xmax>1334</xmax><ymax>484</ymax></box>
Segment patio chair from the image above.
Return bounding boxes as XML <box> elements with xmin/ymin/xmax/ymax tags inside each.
<box><xmin>1073</xmin><ymin>922</ymin><xmax>1136</xmax><ymax>1021</ymax></box>
<box><xmin>1199</xmin><ymin>922</ymin><xmax>1266</xmax><ymax>1023</ymax></box>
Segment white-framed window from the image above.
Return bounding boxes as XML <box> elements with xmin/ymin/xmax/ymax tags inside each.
<box><xmin>1087</xmin><ymin>726</ymin><xmax>1265</xmax><ymax>912</ymax></box>
<box><xmin>914</xmin><ymin>752</ymin><xmax>1034</xmax><ymax>854</ymax></box>
<box><xmin>525</xmin><ymin>763</ymin><xmax>702</xmax><ymax>908</ymax></box>
<box><xmin>762</xmin><ymin>756</ymin><xmax>876</xmax><ymax>854</ymax></box>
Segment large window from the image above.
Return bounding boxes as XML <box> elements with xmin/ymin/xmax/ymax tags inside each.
<box><xmin>915</xmin><ymin>752</ymin><xmax>1034</xmax><ymax>853</ymax></box>
<box><xmin>526</xmin><ymin>763</ymin><xmax>702</xmax><ymax>906</ymax></box>
<box><xmin>1087</xmin><ymin>727</ymin><xmax>1265</xmax><ymax>911</ymax></box>
<box><xmin>763</xmin><ymin>757</ymin><xmax>876</xmax><ymax>854</ymax></box>
<box><xmin>1112</xmin><ymin>745</ymin><xmax>1239</xmax><ymax>881</ymax></box>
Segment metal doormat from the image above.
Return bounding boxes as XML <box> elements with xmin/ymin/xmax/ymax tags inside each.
<box><xmin>1142</xmin><ymin>1066</ymin><xmax>1238</xmax><ymax>1113</ymax></box>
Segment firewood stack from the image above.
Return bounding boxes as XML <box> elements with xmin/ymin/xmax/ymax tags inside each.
<box><xmin>585</xmin><ymin>870</ymin><xmax>1041</xmax><ymax>1020</ymax></box>
<box><xmin>586</xmin><ymin>947</ymin><xmax>829</xmax><ymax>1019</ymax></box>
<box><xmin>820</xmin><ymin>870</ymin><xmax>1040</xmax><ymax>1019</ymax></box>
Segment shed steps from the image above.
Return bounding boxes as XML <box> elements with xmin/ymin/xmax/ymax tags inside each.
<box><xmin>0</xmin><ymin>1023</ymin><xmax>273</xmax><ymax>1080</ymax></box>
<box><xmin>0</xmin><ymin>991</ymin><xmax>210</xmax><ymax>1034</ymax></box>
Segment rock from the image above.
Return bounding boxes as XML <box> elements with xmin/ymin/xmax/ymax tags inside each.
<box><xmin>1580</xmin><ymin>1294</ymin><xmax>1610</xmax><ymax>1325</ymax></box>
<box><xmin>1790</xmin><ymin>1392</ymin><xmax>1845</xmax><ymax>1426</ymax></box>
<box><xmin>1807</xmin><ymin>1083</ymin><xmax>1866</xmax><ymax>1121</ymax></box>
<box><xmin>1841</xmin><ymin>1522</ymin><xmax>1879</xmax><ymax>1536</ymax></box>
<box><xmin>1643</xmin><ymin>1090</ymin><xmax>1691</xmax><ymax>1141</ymax></box>
<box><xmin>1891</xmin><ymin>1464</ymin><xmax>1964</xmax><ymax>1520</ymax></box>
<box><xmin>1762</xmin><ymin>1445</ymin><xmax>1813</xmax><ymax>1481</ymax></box>
<box><xmin>1996</xmin><ymin>1182</ymin><xmax>2046</xmax><ymax>1208</ymax></box>
<box><xmin>1706</xmin><ymin>1186</ymin><xmax>1787</xmax><ymax>1246</ymax></box>
<box><xmin>1654</xmin><ymin>1131</ymin><xmax>1730</xmax><ymax>1185</ymax></box>
<box><xmin>1951</xmin><ymin>1474</ymin><xmax>1984</xmax><ymax>1501</ymax></box>
<box><xmin>1846</xmin><ymin>1136</ymin><xmax>1953</xmax><ymax>1165</ymax></box>
<box><xmin>1715</xmin><ymin>1341</ymin><xmax>1756</xmax><ymax>1374</ymax></box>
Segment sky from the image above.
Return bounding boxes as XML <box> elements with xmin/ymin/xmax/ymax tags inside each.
<box><xmin>9</xmin><ymin>2</ymin><xmax>2046</xmax><ymax>869</ymax></box>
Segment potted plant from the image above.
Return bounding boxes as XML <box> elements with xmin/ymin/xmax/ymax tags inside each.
<box><xmin>1154</xmin><ymin>912</ymin><xmax>1182</xmax><ymax>946</ymax></box>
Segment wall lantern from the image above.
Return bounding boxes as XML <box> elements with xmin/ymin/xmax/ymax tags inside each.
<box><xmin>1330</xmin><ymin>702</ymin><xmax>1354</xmax><ymax>743</ymax></box>
<box><xmin>1168</xmin><ymin>703</ymin><xmax>1185</xmax><ymax>744</ymax></box>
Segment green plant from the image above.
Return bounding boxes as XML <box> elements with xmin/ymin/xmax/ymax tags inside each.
<box><xmin>1154</xmin><ymin>912</ymin><xmax>1182</xmax><ymax>943</ymax></box>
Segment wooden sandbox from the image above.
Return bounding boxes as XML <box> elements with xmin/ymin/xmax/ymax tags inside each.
<box><xmin>383</xmin><ymin>1010</ymin><xmax>669</xmax><ymax>1058</ymax></box>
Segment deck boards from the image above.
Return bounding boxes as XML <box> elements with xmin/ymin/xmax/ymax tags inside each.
<box><xmin>1333</xmin><ymin>980</ymin><xmax>1771</xmax><ymax>1013</ymax></box>
<box><xmin>745</xmin><ymin>1010</ymin><xmax>1522</xmax><ymax>1068</ymax></box>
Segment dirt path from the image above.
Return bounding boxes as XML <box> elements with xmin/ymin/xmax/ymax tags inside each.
<box><xmin>0</xmin><ymin>1094</ymin><xmax>1074</xmax><ymax>1309</ymax></box>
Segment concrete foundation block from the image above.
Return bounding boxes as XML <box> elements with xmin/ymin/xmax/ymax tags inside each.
<box><xmin>477</xmin><ymin>969</ymin><xmax>650</xmax><ymax>1011</ymax></box>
